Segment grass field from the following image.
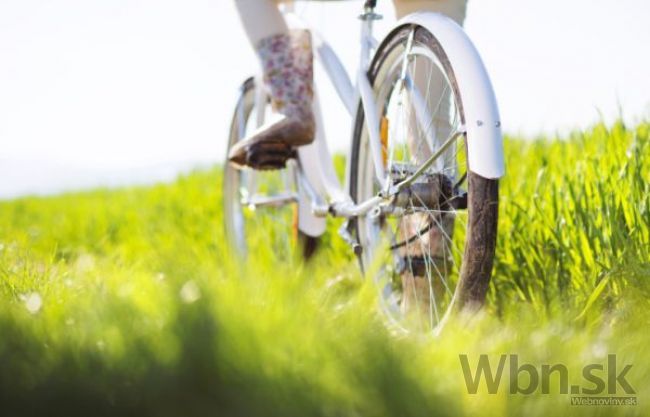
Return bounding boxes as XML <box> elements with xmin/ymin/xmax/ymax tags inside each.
<box><xmin>0</xmin><ymin>121</ymin><xmax>648</xmax><ymax>416</ymax></box>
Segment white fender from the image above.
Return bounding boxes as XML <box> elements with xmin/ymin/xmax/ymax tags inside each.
<box><xmin>396</xmin><ymin>12</ymin><xmax>505</xmax><ymax>179</ymax></box>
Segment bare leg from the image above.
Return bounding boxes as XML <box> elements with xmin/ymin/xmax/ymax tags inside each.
<box><xmin>234</xmin><ymin>0</ymin><xmax>288</xmax><ymax>46</ymax></box>
<box><xmin>230</xmin><ymin>0</ymin><xmax>316</xmax><ymax>169</ymax></box>
<box><xmin>393</xmin><ymin>0</ymin><xmax>467</xmax><ymax>23</ymax></box>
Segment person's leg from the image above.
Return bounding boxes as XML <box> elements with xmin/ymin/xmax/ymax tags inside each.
<box><xmin>230</xmin><ymin>0</ymin><xmax>315</xmax><ymax>169</ymax></box>
<box><xmin>234</xmin><ymin>0</ymin><xmax>288</xmax><ymax>46</ymax></box>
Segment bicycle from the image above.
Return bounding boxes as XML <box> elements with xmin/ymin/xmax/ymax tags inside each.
<box><xmin>224</xmin><ymin>0</ymin><xmax>504</xmax><ymax>331</ymax></box>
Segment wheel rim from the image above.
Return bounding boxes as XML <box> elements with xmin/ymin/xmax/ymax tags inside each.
<box><xmin>356</xmin><ymin>31</ymin><xmax>470</xmax><ymax>331</ymax></box>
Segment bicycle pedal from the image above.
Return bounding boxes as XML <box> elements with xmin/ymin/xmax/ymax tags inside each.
<box><xmin>396</xmin><ymin>255</ymin><xmax>449</xmax><ymax>277</ymax></box>
<box><xmin>449</xmin><ymin>191</ymin><xmax>468</xmax><ymax>210</ymax></box>
<box><xmin>246</xmin><ymin>141</ymin><xmax>297</xmax><ymax>170</ymax></box>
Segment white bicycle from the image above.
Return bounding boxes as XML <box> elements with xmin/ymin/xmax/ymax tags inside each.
<box><xmin>224</xmin><ymin>0</ymin><xmax>504</xmax><ymax>331</ymax></box>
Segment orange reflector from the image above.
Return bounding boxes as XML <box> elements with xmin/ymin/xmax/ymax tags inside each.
<box><xmin>380</xmin><ymin>116</ymin><xmax>389</xmax><ymax>167</ymax></box>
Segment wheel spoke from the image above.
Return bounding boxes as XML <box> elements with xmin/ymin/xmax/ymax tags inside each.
<box><xmin>355</xmin><ymin>29</ymin><xmax>481</xmax><ymax>331</ymax></box>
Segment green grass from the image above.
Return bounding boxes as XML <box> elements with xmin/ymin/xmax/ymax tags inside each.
<box><xmin>0</xmin><ymin>121</ymin><xmax>648</xmax><ymax>416</ymax></box>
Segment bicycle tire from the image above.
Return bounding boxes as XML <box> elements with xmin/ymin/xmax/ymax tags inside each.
<box><xmin>349</xmin><ymin>24</ymin><xmax>499</xmax><ymax>330</ymax></box>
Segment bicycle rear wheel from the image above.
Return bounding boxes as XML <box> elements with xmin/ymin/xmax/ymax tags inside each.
<box><xmin>224</xmin><ymin>78</ymin><xmax>318</xmax><ymax>261</ymax></box>
<box><xmin>350</xmin><ymin>25</ymin><xmax>499</xmax><ymax>331</ymax></box>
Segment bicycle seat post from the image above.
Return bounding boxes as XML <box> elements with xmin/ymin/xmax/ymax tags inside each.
<box><xmin>358</xmin><ymin>0</ymin><xmax>382</xmax><ymax>70</ymax></box>
<box><xmin>359</xmin><ymin>0</ymin><xmax>382</xmax><ymax>21</ymax></box>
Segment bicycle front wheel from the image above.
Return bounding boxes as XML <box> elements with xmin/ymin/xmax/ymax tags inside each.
<box><xmin>350</xmin><ymin>24</ymin><xmax>499</xmax><ymax>331</ymax></box>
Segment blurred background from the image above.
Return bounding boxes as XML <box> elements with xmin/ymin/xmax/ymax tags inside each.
<box><xmin>1</xmin><ymin>0</ymin><xmax>648</xmax><ymax>199</ymax></box>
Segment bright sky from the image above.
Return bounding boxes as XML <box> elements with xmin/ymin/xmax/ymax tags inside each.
<box><xmin>1</xmin><ymin>0</ymin><xmax>648</xmax><ymax>198</ymax></box>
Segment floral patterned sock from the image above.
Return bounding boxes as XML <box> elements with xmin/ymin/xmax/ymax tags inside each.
<box><xmin>256</xmin><ymin>29</ymin><xmax>313</xmax><ymax>121</ymax></box>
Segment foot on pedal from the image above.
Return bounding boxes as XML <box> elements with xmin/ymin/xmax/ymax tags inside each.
<box><xmin>245</xmin><ymin>141</ymin><xmax>297</xmax><ymax>170</ymax></box>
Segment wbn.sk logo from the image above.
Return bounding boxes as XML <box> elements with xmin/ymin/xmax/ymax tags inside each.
<box><xmin>459</xmin><ymin>354</ymin><xmax>637</xmax><ymax>406</ymax></box>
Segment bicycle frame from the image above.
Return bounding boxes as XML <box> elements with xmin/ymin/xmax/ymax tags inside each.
<box><xmin>242</xmin><ymin>1</ymin><xmax>504</xmax><ymax>239</ymax></box>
